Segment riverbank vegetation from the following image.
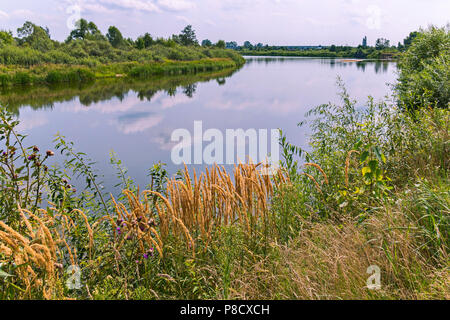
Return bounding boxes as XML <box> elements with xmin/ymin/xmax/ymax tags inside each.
<box><xmin>0</xmin><ymin>26</ymin><xmax>448</xmax><ymax>300</ymax></box>
<box><xmin>0</xmin><ymin>21</ymin><xmax>244</xmax><ymax>87</ymax></box>
<box><xmin>231</xmin><ymin>33</ymin><xmax>421</xmax><ymax>60</ymax></box>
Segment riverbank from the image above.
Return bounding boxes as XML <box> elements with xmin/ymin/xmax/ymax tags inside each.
<box><xmin>0</xmin><ymin>57</ymin><xmax>245</xmax><ymax>87</ymax></box>
<box><xmin>239</xmin><ymin>49</ymin><xmax>400</xmax><ymax>60</ymax></box>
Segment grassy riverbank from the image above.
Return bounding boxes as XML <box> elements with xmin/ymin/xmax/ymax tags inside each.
<box><xmin>0</xmin><ymin>21</ymin><xmax>245</xmax><ymax>87</ymax></box>
<box><xmin>238</xmin><ymin>47</ymin><xmax>400</xmax><ymax>60</ymax></box>
<box><xmin>0</xmin><ymin>58</ymin><xmax>243</xmax><ymax>86</ymax></box>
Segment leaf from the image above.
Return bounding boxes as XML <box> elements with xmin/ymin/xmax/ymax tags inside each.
<box><xmin>360</xmin><ymin>151</ymin><xmax>369</xmax><ymax>163</ymax></box>
<box><xmin>373</xmin><ymin>146</ymin><xmax>386</xmax><ymax>164</ymax></box>
<box><xmin>368</xmin><ymin>160</ymin><xmax>378</xmax><ymax>172</ymax></box>
<box><xmin>362</xmin><ymin>166</ymin><xmax>371</xmax><ymax>176</ymax></box>
<box><xmin>0</xmin><ymin>269</ymin><xmax>13</xmax><ymax>278</ymax></box>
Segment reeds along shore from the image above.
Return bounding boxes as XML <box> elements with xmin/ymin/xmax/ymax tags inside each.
<box><xmin>0</xmin><ymin>57</ymin><xmax>244</xmax><ymax>87</ymax></box>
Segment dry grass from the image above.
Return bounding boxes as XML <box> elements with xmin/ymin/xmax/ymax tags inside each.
<box><xmin>224</xmin><ymin>204</ymin><xmax>449</xmax><ymax>300</ymax></box>
<box><xmin>143</xmin><ymin>164</ymin><xmax>289</xmax><ymax>253</ymax></box>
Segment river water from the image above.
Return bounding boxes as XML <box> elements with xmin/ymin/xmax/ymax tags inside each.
<box><xmin>1</xmin><ymin>57</ymin><xmax>397</xmax><ymax>192</ymax></box>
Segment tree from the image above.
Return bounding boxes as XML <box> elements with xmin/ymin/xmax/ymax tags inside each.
<box><xmin>397</xmin><ymin>26</ymin><xmax>450</xmax><ymax>110</ymax></box>
<box><xmin>243</xmin><ymin>41</ymin><xmax>253</xmax><ymax>49</ymax></box>
<box><xmin>16</xmin><ymin>21</ymin><xmax>53</xmax><ymax>51</ymax></box>
<box><xmin>362</xmin><ymin>36</ymin><xmax>367</xmax><ymax>48</ymax></box>
<box><xmin>0</xmin><ymin>30</ymin><xmax>14</xmax><ymax>46</ymax></box>
<box><xmin>330</xmin><ymin>44</ymin><xmax>336</xmax><ymax>52</ymax></box>
<box><xmin>215</xmin><ymin>40</ymin><xmax>225</xmax><ymax>49</ymax></box>
<box><xmin>226</xmin><ymin>41</ymin><xmax>238</xmax><ymax>49</ymax></box>
<box><xmin>136</xmin><ymin>33</ymin><xmax>154</xmax><ymax>49</ymax></box>
<box><xmin>67</xmin><ymin>19</ymin><xmax>104</xmax><ymax>41</ymax></box>
<box><xmin>143</xmin><ymin>33</ymin><xmax>154</xmax><ymax>47</ymax></box>
<box><xmin>201</xmin><ymin>39</ymin><xmax>212</xmax><ymax>47</ymax></box>
<box><xmin>179</xmin><ymin>25</ymin><xmax>198</xmax><ymax>46</ymax></box>
<box><xmin>375</xmin><ymin>38</ymin><xmax>390</xmax><ymax>50</ymax></box>
<box><xmin>402</xmin><ymin>31</ymin><xmax>419</xmax><ymax>50</ymax></box>
<box><xmin>106</xmin><ymin>26</ymin><xmax>124</xmax><ymax>48</ymax></box>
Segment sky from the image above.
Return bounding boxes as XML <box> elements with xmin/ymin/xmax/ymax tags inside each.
<box><xmin>0</xmin><ymin>0</ymin><xmax>449</xmax><ymax>46</ymax></box>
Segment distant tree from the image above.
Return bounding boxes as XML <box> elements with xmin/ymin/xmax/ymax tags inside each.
<box><xmin>375</xmin><ymin>38</ymin><xmax>390</xmax><ymax>50</ymax></box>
<box><xmin>68</xmin><ymin>19</ymin><xmax>89</xmax><ymax>40</ymax></box>
<box><xmin>106</xmin><ymin>26</ymin><xmax>124</xmax><ymax>48</ymax></box>
<box><xmin>143</xmin><ymin>33</ymin><xmax>154</xmax><ymax>47</ymax></box>
<box><xmin>226</xmin><ymin>41</ymin><xmax>238</xmax><ymax>49</ymax></box>
<box><xmin>136</xmin><ymin>33</ymin><xmax>154</xmax><ymax>49</ymax></box>
<box><xmin>179</xmin><ymin>25</ymin><xmax>198</xmax><ymax>46</ymax></box>
<box><xmin>67</xmin><ymin>19</ymin><xmax>104</xmax><ymax>41</ymax></box>
<box><xmin>256</xmin><ymin>43</ymin><xmax>263</xmax><ymax>50</ymax></box>
<box><xmin>201</xmin><ymin>39</ymin><xmax>212</xmax><ymax>47</ymax></box>
<box><xmin>362</xmin><ymin>36</ymin><xmax>367</xmax><ymax>47</ymax></box>
<box><xmin>355</xmin><ymin>48</ymin><xmax>367</xmax><ymax>59</ymax></box>
<box><xmin>243</xmin><ymin>41</ymin><xmax>253</xmax><ymax>49</ymax></box>
<box><xmin>330</xmin><ymin>44</ymin><xmax>336</xmax><ymax>52</ymax></box>
<box><xmin>17</xmin><ymin>21</ymin><xmax>53</xmax><ymax>51</ymax></box>
<box><xmin>215</xmin><ymin>40</ymin><xmax>226</xmax><ymax>49</ymax></box>
<box><xmin>0</xmin><ymin>30</ymin><xmax>14</xmax><ymax>46</ymax></box>
<box><xmin>402</xmin><ymin>31</ymin><xmax>419</xmax><ymax>50</ymax></box>
<box><xmin>136</xmin><ymin>37</ymin><xmax>145</xmax><ymax>49</ymax></box>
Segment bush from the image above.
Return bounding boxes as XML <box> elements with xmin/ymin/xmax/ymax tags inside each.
<box><xmin>397</xmin><ymin>26</ymin><xmax>450</xmax><ymax>110</ymax></box>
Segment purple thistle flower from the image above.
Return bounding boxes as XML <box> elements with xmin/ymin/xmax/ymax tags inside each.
<box><xmin>143</xmin><ymin>253</ymin><xmax>149</xmax><ymax>259</ymax></box>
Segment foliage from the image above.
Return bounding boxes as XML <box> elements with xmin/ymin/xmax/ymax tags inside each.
<box><xmin>396</xmin><ymin>26</ymin><xmax>450</xmax><ymax>111</ymax></box>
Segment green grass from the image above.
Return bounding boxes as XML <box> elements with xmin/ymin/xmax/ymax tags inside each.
<box><xmin>0</xmin><ymin>58</ymin><xmax>244</xmax><ymax>87</ymax></box>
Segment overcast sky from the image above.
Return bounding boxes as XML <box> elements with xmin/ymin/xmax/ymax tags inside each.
<box><xmin>0</xmin><ymin>0</ymin><xmax>449</xmax><ymax>46</ymax></box>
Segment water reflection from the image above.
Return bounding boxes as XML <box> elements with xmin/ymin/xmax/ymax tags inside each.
<box><xmin>0</xmin><ymin>68</ymin><xmax>239</xmax><ymax>114</ymax></box>
<box><xmin>245</xmin><ymin>56</ymin><xmax>395</xmax><ymax>74</ymax></box>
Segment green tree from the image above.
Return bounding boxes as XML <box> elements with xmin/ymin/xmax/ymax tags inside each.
<box><xmin>202</xmin><ymin>39</ymin><xmax>212</xmax><ymax>47</ymax></box>
<box><xmin>106</xmin><ymin>26</ymin><xmax>124</xmax><ymax>48</ymax></box>
<box><xmin>397</xmin><ymin>26</ymin><xmax>450</xmax><ymax>110</ymax></box>
<box><xmin>215</xmin><ymin>40</ymin><xmax>225</xmax><ymax>49</ymax></box>
<box><xmin>67</xmin><ymin>20</ymin><xmax>104</xmax><ymax>41</ymax></box>
<box><xmin>17</xmin><ymin>21</ymin><xmax>53</xmax><ymax>51</ymax></box>
<box><xmin>243</xmin><ymin>41</ymin><xmax>253</xmax><ymax>49</ymax></box>
<box><xmin>402</xmin><ymin>31</ymin><xmax>419</xmax><ymax>50</ymax></box>
<box><xmin>362</xmin><ymin>36</ymin><xmax>367</xmax><ymax>47</ymax></box>
<box><xmin>0</xmin><ymin>30</ymin><xmax>14</xmax><ymax>46</ymax></box>
<box><xmin>179</xmin><ymin>25</ymin><xmax>198</xmax><ymax>46</ymax></box>
<box><xmin>375</xmin><ymin>38</ymin><xmax>390</xmax><ymax>50</ymax></box>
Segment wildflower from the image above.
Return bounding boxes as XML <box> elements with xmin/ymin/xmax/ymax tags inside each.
<box><xmin>46</xmin><ymin>150</ymin><xmax>55</xmax><ymax>157</ymax></box>
<box><xmin>116</xmin><ymin>227</ymin><xmax>121</xmax><ymax>235</ymax></box>
<box><xmin>148</xmin><ymin>219</ymin><xmax>155</xmax><ymax>227</ymax></box>
<box><xmin>143</xmin><ymin>253</ymin><xmax>149</xmax><ymax>259</ymax></box>
<box><xmin>33</xmin><ymin>146</ymin><xmax>39</xmax><ymax>152</ymax></box>
<box><xmin>28</xmin><ymin>154</ymin><xmax>36</xmax><ymax>161</ymax></box>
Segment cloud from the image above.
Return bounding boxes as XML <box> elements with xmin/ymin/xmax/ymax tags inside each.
<box><xmin>0</xmin><ymin>10</ymin><xmax>9</xmax><ymax>18</ymax></box>
<box><xmin>68</xmin><ymin>0</ymin><xmax>194</xmax><ymax>14</ymax></box>
<box><xmin>116</xmin><ymin>111</ymin><xmax>164</xmax><ymax>134</ymax></box>
<box><xmin>157</xmin><ymin>0</ymin><xmax>195</xmax><ymax>11</ymax></box>
<box><xmin>98</xmin><ymin>0</ymin><xmax>159</xmax><ymax>12</ymax></box>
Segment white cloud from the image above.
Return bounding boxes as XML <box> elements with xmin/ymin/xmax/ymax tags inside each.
<box><xmin>157</xmin><ymin>0</ymin><xmax>195</xmax><ymax>11</ymax></box>
<box><xmin>116</xmin><ymin>112</ymin><xmax>164</xmax><ymax>134</ymax></box>
<box><xmin>0</xmin><ymin>10</ymin><xmax>9</xmax><ymax>18</ymax></box>
<box><xmin>98</xmin><ymin>0</ymin><xmax>159</xmax><ymax>12</ymax></box>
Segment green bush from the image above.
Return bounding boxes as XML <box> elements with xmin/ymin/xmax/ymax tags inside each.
<box><xmin>397</xmin><ymin>26</ymin><xmax>450</xmax><ymax>110</ymax></box>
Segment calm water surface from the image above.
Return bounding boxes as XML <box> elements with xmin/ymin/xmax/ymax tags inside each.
<box><xmin>1</xmin><ymin>57</ymin><xmax>397</xmax><ymax>192</ymax></box>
